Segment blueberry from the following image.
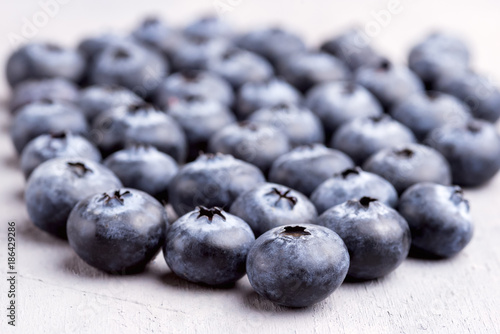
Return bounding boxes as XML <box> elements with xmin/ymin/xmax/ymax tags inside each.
<box><xmin>434</xmin><ymin>70</ymin><xmax>500</xmax><ymax>122</ymax></box>
<box><xmin>77</xmin><ymin>33</ymin><xmax>128</xmax><ymax>63</ymax></box>
<box><xmin>89</xmin><ymin>39</ymin><xmax>168</xmax><ymax>98</ymax></box>
<box><xmin>390</xmin><ymin>91</ymin><xmax>471</xmax><ymax>140</ymax></box>
<box><xmin>154</xmin><ymin>70</ymin><xmax>234</xmax><ymax>109</ymax></box>
<box><xmin>355</xmin><ymin>59</ymin><xmax>424</xmax><ymax>110</ymax></box>
<box><xmin>331</xmin><ymin>114</ymin><xmax>416</xmax><ymax>164</ymax></box>
<box><xmin>131</xmin><ymin>17</ymin><xmax>183</xmax><ymax>59</ymax></box>
<box><xmin>277</xmin><ymin>51</ymin><xmax>351</xmax><ymax>93</ymax></box>
<box><xmin>104</xmin><ymin>145</ymin><xmax>178</xmax><ymax>202</ymax></box>
<box><xmin>248</xmin><ymin>104</ymin><xmax>324</xmax><ymax>147</ymax></box>
<box><xmin>320</xmin><ymin>27</ymin><xmax>382</xmax><ymax>70</ymax></box>
<box><xmin>6</xmin><ymin>42</ymin><xmax>85</xmax><ymax>87</ymax></box>
<box><xmin>164</xmin><ymin>206</ymin><xmax>254</xmax><ymax>285</ymax></box>
<box><xmin>20</xmin><ymin>132</ymin><xmax>102</xmax><ymax>179</ymax></box>
<box><xmin>311</xmin><ymin>167</ymin><xmax>398</xmax><ymax>214</ymax></box>
<box><xmin>169</xmin><ymin>153</ymin><xmax>265</xmax><ymax>216</ymax></box>
<box><xmin>183</xmin><ymin>15</ymin><xmax>234</xmax><ymax>40</ymax></box>
<box><xmin>409</xmin><ymin>32</ymin><xmax>470</xmax><ymax>88</ymax></box>
<box><xmin>236</xmin><ymin>77</ymin><xmax>302</xmax><ymax>119</ymax></box>
<box><xmin>246</xmin><ymin>224</ymin><xmax>349</xmax><ymax>307</ymax></box>
<box><xmin>78</xmin><ymin>85</ymin><xmax>143</xmax><ymax>122</ymax></box>
<box><xmin>67</xmin><ymin>188</ymin><xmax>167</xmax><ymax>274</ymax></box>
<box><xmin>165</xmin><ymin>95</ymin><xmax>235</xmax><ymax>161</ymax></box>
<box><xmin>230</xmin><ymin>183</ymin><xmax>317</xmax><ymax>237</ymax></box>
<box><xmin>25</xmin><ymin>158</ymin><xmax>122</xmax><ymax>239</ymax></box>
<box><xmin>425</xmin><ymin>119</ymin><xmax>500</xmax><ymax>187</ymax></box>
<box><xmin>305</xmin><ymin>81</ymin><xmax>383</xmax><ymax>134</ymax></box>
<box><xmin>269</xmin><ymin>144</ymin><xmax>354</xmax><ymax>196</ymax></box>
<box><xmin>207</xmin><ymin>47</ymin><xmax>274</xmax><ymax>89</ymax></box>
<box><xmin>208</xmin><ymin>121</ymin><xmax>290</xmax><ymax>172</ymax></box>
<box><xmin>9</xmin><ymin>78</ymin><xmax>79</xmax><ymax>112</ymax></box>
<box><xmin>92</xmin><ymin>102</ymin><xmax>187</xmax><ymax>162</ymax></box>
<box><xmin>317</xmin><ymin>197</ymin><xmax>410</xmax><ymax>280</ymax></box>
<box><xmin>11</xmin><ymin>99</ymin><xmax>88</xmax><ymax>154</ymax></box>
<box><xmin>363</xmin><ymin>143</ymin><xmax>452</xmax><ymax>194</ymax></box>
<box><xmin>236</xmin><ymin>27</ymin><xmax>306</xmax><ymax>65</ymax></box>
<box><xmin>398</xmin><ymin>183</ymin><xmax>473</xmax><ymax>258</ymax></box>
<box><xmin>170</xmin><ymin>36</ymin><xmax>230</xmax><ymax>71</ymax></box>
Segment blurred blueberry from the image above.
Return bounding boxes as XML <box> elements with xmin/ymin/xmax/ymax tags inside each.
<box><xmin>78</xmin><ymin>33</ymin><xmax>128</xmax><ymax>63</ymax></box>
<box><xmin>311</xmin><ymin>167</ymin><xmax>398</xmax><ymax>214</ymax></box>
<box><xmin>164</xmin><ymin>206</ymin><xmax>254</xmax><ymax>285</ymax></box>
<box><xmin>131</xmin><ymin>16</ymin><xmax>183</xmax><ymax>59</ymax></box>
<box><xmin>249</xmin><ymin>103</ymin><xmax>324</xmax><ymax>147</ymax></box>
<box><xmin>398</xmin><ymin>183</ymin><xmax>473</xmax><ymax>258</ymax></box>
<box><xmin>390</xmin><ymin>91</ymin><xmax>471</xmax><ymax>140</ymax></box>
<box><xmin>20</xmin><ymin>132</ymin><xmax>101</xmax><ymax>179</ymax></box>
<box><xmin>331</xmin><ymin>114</ymin><xmax>416</xmax><ymax>164</ymax></box>
<box><xmin>269</xmin><ymin>144</ymin><xmax>354</xmax><ymax>196</ymax></box>
<box><xmin>246</xmin><ymin>224</ymin><xmax>349</xmax><ymax>307</ymax></box>
<box><xmin>363</xmin><ymin>143</ymin><xmax>452</xmax><ymax>194</ymax></box>
<box><xmin>11</xmin><ymin>99</ymin><xmax>88</xmax><ymax>154</ymax></box>
<box><xmin>230</xmin><ymin>183</ymin><xmax>317</xmax><ymax>237</ymax></box>
<box><xmin>426</xmin><ymin>119</ymin><xmax>500</xmax><ymax>187</ymax></box>
<box><xmin>67</xmin><ymin>188</ymin><xmax>167</xmax><ymax>273</ymax></box>
<box><xmin>170</xmin><ymin>36</ymin><xmax>230</xmax><ymax>71</ymax></box>
<box><xmin>6</xmin><ymin>42</ymin><xmax>85</xmax><ymax>87</ymax></box>
<box><xmin>169</xmin><ymin>153</ymin><xmax>265</xmax><ymax>215</ymax></box>
<box><xmin>25</xmin><ymin>158</ymin><xmax>122</xmax><ymax>239</ymax></box>
<box><xmin>183</xmin><ymin>15</ymin><xmax>234</xmax><ymax>39</ymax></box>
<box><xmin>317</xmin><ymin>197</ymin><xmax>410</xmax><ymax>280</ymax></box>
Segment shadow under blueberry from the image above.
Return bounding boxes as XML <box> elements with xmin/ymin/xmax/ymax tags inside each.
<box><xmin>157</xmin><ymin>270</ymin><xmax>237</xmax><ymax>292</ymax></box>
<box><xmin>408</xmin><ymin>246</ymin><xmax>448</xmax><ymax>261</ymax></box>
<box><xmin>241</xmin><ymin>287</ymin><xmax>314</xmax><ymax>314</ymax></box>
<box><xmin>17</xmin><ymin>218</ymin><xmax>67</xmax><ymax>248</ymax></box>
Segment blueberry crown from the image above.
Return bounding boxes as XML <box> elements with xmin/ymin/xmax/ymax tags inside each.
<box><xmin>280</xmin><ymin>226</ymin><xmax>311</xmax><ymax>237</ymax></box>
<box><xmin>99</xmin><ymin>190</ymin><xmax>131</xmax><ymax>205</ymax></box>
<box><xmin>394</xmin><ymin>148</ymin><xmax>415</xmax><ymax>158</ymax></box>
<box><xmin>359</xmin><ymin>196</ymin><xmax>377</xmax><ymax>208</ymax></box>
<box><xmin>196</xmin><ymin>206</ymin><xmax>226</xmax><ymax>222</ymax></box>
<box><xmin>67</xmin><ymin>162</ymin><xmax>93</xmax><ymax>177</ymax></box>
<box><xmin>338</xmin><ymin>167</ymin><xmax>361</xmax><ymax>179</ymax></box>
<box><xmin>266</xmin><ymin>187</ymin><xmax>298</xmax><ymax>208</ymax></box>
<box><xmin>450</xmin><ymin>186</ymin><xmax>470</xmax><ymax>211</ymax></box>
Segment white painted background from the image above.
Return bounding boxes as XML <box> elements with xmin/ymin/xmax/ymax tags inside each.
<box><xmin>1</xmin><ymin>1</ymin><xmax>500</xmax><ymax>333</ymax></box>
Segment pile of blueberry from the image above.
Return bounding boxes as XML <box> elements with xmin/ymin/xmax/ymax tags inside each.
<box><xmin>6</xmin><ymin>15</ymin><xmax>499</xmax><ymax>308</ymax></box>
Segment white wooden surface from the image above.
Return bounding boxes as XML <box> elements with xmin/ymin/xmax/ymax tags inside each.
<box><xmin>1</xmin><ymin>1</ymin><xmax>500</xmax><ymax>333</ymax></box>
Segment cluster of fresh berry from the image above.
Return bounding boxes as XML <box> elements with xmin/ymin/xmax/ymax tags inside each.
<box><xmin>6</xmin><ymin>15</ymin><xmax>498</xmax><ymax>308</ymax></box>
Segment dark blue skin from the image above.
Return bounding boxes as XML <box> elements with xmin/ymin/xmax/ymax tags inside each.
<box><xmin>363</xmin><ymin>143</ymin><xmax>452</xmax><ymax>194</ymax></box>
<box><xmin>67</xmin><ymin>188</ymin><xmax>167</xmax><ymax>274</ymax></box>
<box><xmin>390</xmin><ymin>91</ymin><xmax>471</xmax><ymax>141</ymax></box>
<box><xmin>168</xmin><ymin>153</ymin><xmax>265</xmax><ymax>216</ymax></box>
<box><xmin>9</xmin><ymin>78</ymin><xmax>79</xmax><ymax>112</ymax></box>
<box><xmin>11</xmin><ymin>99</ymin><xmax>88</xmax><ymax>154</ymax></box>
<box><xmin>165</xmin><ymin>95</ymin><xmax>236</xmax><ymax>161</ymax></box>
<box><xmin>331</xmin><ymin>114</ymin><xmax>416</xmax><ymax>164</ymax></box>
<box><xmin>89</xmin><ymin>39</ymin><xmax>169</xmax><ymax>98</ymax></box>
<box><xmin>208</xmin><ymin>121</ymin><xmax>290</xmax><ymax>172</ymax></box>
<box><xmin>170</xmin><ymin>36</ymin><xmax>230</xmax><ymax>72</ymax></box>
<box><xmin>435</xmin><ymin>70</ymin><xmax>500</xmax><ymax>122</ymax></box>
<box><xmin>311</xmin><ymin>167</ymin><xmax>398</xmax><ymax>214</ymax></box>
<box><xmin>398</xmin><ymin>183</ymin><xmax>473</xmax><ymax>258</ymax></box>
<box><xmin>269</xmin><ymin>144</ymin><xmax>354</xmax><ymax>196</ymax></box>
<box><xmin>78</xmin><ymin>85</ymin><xmax>143</xmax><ymax>122</ymax></box>
<box><xmin>236</xmin><ymin>27</ymin><xmax>306</xmax><ymax>65</ymax></box>
<box><xmin>320</xmin><ymin>27</ymin><xmax>382</xmax><ymax>71</ymax></box>
<box><xmin>277</xmin><ymin>51</ymin><xmax>351</xmax><ymax>93</ymax></box>
<box><xmin>207</xmin><ymin>47</ymin><xmax>274</xmax><ymax>89</ymax></box>
<box><xmin>104</xmin><ymin>145</ymin><xmax>178</xmax><ymax>202</ymax></box>
<box><xmin>92</xmin><ymin>102</ymin><xmax>187</xmax><ymax>162</ymax></box>
<box><xmin>305</xmin><ymin>81</ymin><xmax>383</xmax><ymax>134</ymax></box>
<box><xmin>20</xmin><ymin>132</ymin><xmax>102</xmax><ymax>179</ymax></box>
<box><xmin>246</xmin><ymin>224</ymin><xmax>349</xmax><ymax>308</ymax></box>
<box><xmin>317</xmin><ymin>197</ymin><xmax>411</xmax><ymax>280</ymax></box>
<box><xmin>6</xmin><ymin>42</ymin><xmax>85</xmax><ymax>87</ymax></box>
<box><xmin>154</xmin><ymin>70</ymin><xmax>234</xmax><ymax>109</ymax></box>
<box><xmin>248</xmin><ymin>104</ymin><xmax>324</xmax><ymax>148</ymax></box>
<box><xmin>25</xmin><ymin>158</ymin><xmax>122</xmax><ymax>239</ymax></box>
<box><xmin>355</xmin><ymin>59</ymin><xmax>424</xmax><ymax>110</ymax></box>
<box><xmin>236</xmin><ymin>77</ymin><xmax>302</xmax><ymax>119</ymax></box>
<box><xmin>164</xmin><ymin>206</ymin><xmax>255</xmax><ymax>285</ymax></box>
<box><xmin>230</xmin><ymin>183</ymin><xmax>317</xmax><ymax>237</ymax></box>
<box><xmin>77</xmin><ymin>33</ymin><xmax>128</xmax><ymax>63</ymax></box>
<box><xmin>131</xmin><ymin>17</ymin><xmax>184</xmax><ymax>60</ymax></box>
<box><xmin>425</xmin><ymin>119</ymin><xmax>500</xmax><ymax>187</ymax></box>
<box><xmin>409</xmin><ymin>32</ymin><xmax>470</xmax><ymax>88</ymax></box>
<box><xmin>183</xmin><ymin>15</ymin><xmax>234</xmax><ymax>40</ymax></box>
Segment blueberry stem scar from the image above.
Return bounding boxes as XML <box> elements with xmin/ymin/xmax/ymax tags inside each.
<box><xmin>99</xmin><ymin>190</ymin><xmax>131</xmax><ymax>205</ymax></box>
<box><xmin>67</xmin><ymin>162</ymin><xmax>93</xmax><ymax>177</ymax></box>
<box><xmin>267</xmin><ymin>187</ymin><xmax>298</xmax><ymax>207</ymax></box>
<box><xmin>280</xmin><ymin>226</ymin><xmax>311</xmax><ymax>237</ymax></box>
<box><xmin>196</xmin><ymin>206</ymin><xmax>226</xmax><ymax>222</ymax></box>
